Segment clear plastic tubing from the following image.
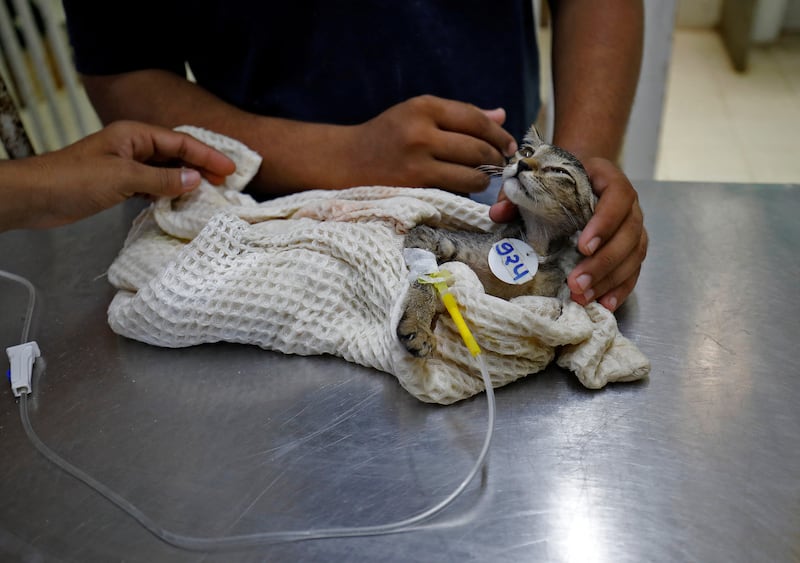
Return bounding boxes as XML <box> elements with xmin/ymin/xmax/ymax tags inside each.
<box><xmin>6</xmin><ymin>268</ymin><xmax>496</xmax><ymax>551</ymax></box>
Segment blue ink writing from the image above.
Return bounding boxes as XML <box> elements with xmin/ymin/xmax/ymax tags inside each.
<box><xmin>493</xmin><ymin>241</ymin><xmax>531</xmax><ymax>281</ymax></box>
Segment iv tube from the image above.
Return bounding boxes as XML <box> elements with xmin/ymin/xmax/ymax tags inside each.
<box><xmin>5</xmin><ymin>268</ymin><xmax>496</xmax><ymax>551</ymax></box>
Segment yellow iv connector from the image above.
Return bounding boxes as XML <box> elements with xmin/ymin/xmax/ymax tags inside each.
<box><xmin>427</xmin><ymin>273</ymin><xmax>482</xmax><ymax>358</ymax></box>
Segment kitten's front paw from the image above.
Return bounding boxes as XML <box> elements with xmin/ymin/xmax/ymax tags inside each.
<box><xmin>397</xmin><ymin>318</ymin><xmax>435</xmax><ymax>358</ymax></box>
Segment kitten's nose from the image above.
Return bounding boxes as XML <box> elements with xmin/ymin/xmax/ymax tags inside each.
<box><xmin>516</xmin><ymin>158</ymin><xmax>537</xmax><ymax>175</ymax></box>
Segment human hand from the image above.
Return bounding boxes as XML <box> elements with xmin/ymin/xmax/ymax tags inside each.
<box><xmin>489</xmin><ymin>157</ymin><xmax>647</xmax><ymax>312</ymax></box>
<box><xmin>28</xmin><ymin>121</ymin><xmax>236</xmax><ymax>229</ymax></box>
<box><xmin>566</xmin><ymin>158</ymin><xmax>647</xmax><ymax>311</ymax></box>
<box><xmin>347</xmin><ymin>95</ymin><xmax>517</xmax><ymax>193</ymax></box>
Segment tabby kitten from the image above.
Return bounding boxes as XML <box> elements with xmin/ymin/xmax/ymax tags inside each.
<box><xmin>397</xmin><ymin>125</ymin><xmax>596</xmax><ymax>357</ymax></box>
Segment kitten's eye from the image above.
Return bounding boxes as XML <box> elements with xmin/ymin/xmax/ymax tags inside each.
<box><xmin>518</xmin><ymin>147</ymin><xmax>534</xmax><ymax>158</ymax></box>
<box><xmin>543</xmin><ymin>166</ymin><xmax>575</xmax><ymax>182</ymax></box>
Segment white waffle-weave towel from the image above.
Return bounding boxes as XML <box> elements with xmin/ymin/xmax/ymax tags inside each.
<box><xmin>106</xmin><ymin>126</ymin><xmax>650</xmax><ymax>404</ymax></box>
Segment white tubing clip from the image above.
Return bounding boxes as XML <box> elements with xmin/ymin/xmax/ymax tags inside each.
<box><xmin>6</xmin><ymin>341</ymin><xmax>40</xmax><ymax>397</ymax></box>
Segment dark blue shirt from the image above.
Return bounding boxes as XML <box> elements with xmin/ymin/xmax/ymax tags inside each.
<box><xmin>63</xmin><ymin>0</ymin><xmax>540</xmax><ymax>142</ymax></box>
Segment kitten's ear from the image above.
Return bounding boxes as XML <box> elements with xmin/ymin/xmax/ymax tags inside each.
<box><xmin>523</xmin><ymin>124</ymin><xmax>544</xmax><ymax>147</ymax></box>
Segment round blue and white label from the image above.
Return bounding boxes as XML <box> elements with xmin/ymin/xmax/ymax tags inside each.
<box><xmin>488</xmin><ymin>238</ymin><xmax>539</xmax><ymax>285</ymax></box>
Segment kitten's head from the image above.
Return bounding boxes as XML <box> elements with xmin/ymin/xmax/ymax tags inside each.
<box><xmin>490</xmin><ymin>126</ymin><xmax>596</xmax><ymax>239</ymax></box>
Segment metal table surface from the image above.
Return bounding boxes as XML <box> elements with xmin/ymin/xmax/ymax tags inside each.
<box><xmin>0</xmin><ymin>180</ymin><xmax>798</xmax><ymax>562</ymax></box>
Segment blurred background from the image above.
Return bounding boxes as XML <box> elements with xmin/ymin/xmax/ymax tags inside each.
<box><xmin>657</xmin><ymin>0</ymin><xmax>800</xmax><ymax>184</ymax></box>
<box><xmin>0</xmin><ymin>0</ymin><xmax>798</xmax><ymax>184</ymax></box>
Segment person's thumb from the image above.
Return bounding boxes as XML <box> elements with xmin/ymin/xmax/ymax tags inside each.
<box><xmin>178</xmin><ymin>168</ymin><xmax>203</xmax><ymax>192</ymax></box>
<box><xmin>137</xmin><ymin>166</ymin><xmax>202</xmax><ymax>198</ymax></box>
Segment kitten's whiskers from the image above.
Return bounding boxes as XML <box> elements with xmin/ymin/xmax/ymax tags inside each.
<box><xmin>476</xmin><ymin>164</ymin><xmax>505</xmax><ymax>176</ymax></box>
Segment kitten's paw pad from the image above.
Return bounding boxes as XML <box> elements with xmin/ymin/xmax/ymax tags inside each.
<box><xmin>399</xmin><ymin>332</ymin><xmax>435</xmax><ymax>357</ymax></box>
<box><xmin>397</xmin><ymin>323</ymin><xmax>435</xmax><ymax>357</ymax></box>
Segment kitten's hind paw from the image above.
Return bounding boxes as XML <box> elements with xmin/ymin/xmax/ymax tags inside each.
<box><xmin>396</xmin><ymin>322</ymin><xmax>435</xmax><ymax>358</ymax></box>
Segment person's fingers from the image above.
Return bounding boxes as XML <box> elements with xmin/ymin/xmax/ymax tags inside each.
<box><xmin>568</xmin><ymin>207</ymin><xmax>644</xmax><ymax>294</ymax></box>
<box><xmin>125</xmin><ymin>164</ymin><xmax>202</xmax><ymax>199</ymax></box>
<box><xmin>404</xmin><ymin>157</ymin><xmax>491</xmax><ymax>193</ymax></box>
<box><xmin>179</xmin><ymin>168</ymin><xmax>203</xmax><ymax>190</ymax></box>
<box><xmin>593</xmin><ymin>212</ymin><xmax>647</xmax><ymax>295</ymax></box>
<box><xmin>481</xmin><ymin>107</ymin><xmax>507</xmax><ymax>125</ymax></box>
<box><xmin>488</xmin><ymin>197</ymin><xmax>518</xmax><ymax>223</ymax></box>
<box><xmin>570</xmin><ymin>228</ymin><xmax>646</xmax><ymax>305</ymax></box>
<box><xmin>200</xmin><ymin>171</ymin><xmax>228</xmax><ymax>186</ymax></box>
<box><xmin>594</xmin><ymin>266</ymin><xmax>640</xmax><ymax>312</ymax></box>
<box><xmin>354</xmin><ymin>96</ymin><xmax>518</xmax><ymax>191</ymax></box>
<box><xmin>103</xmin><ymin>121</ymin><xmax>236</xmax><ymax>183</ymax></box>
<box><xmin>429</xmin><ymin>129</ymin><xmax>507</xmax><ymax>169</ymax></box>
<box><xmin>418</xmin><ymin>96</ymin><xmax>517</xmax><ymax>157</ymax></box>
<box><xmin>481</xmin><ymin>107</ymin><xmax>519</xmax><ymax>155</ymax></box>
<box><xmin>576</xmin><ymin>158</ymin><xmax>636</xmax><ymax>256</ymax></box>
<box><xmin>145</xmin><ymin>129</ymin><xmax>237</xmax><ymax>180</ymax></box>
<box><xmin>559</xmin><ymin>157</ymin><xmax>647</xmax><ymax>312</ymax></box>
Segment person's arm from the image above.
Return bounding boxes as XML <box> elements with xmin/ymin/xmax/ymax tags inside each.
<box><xmin>82</xmin><ymin>71</ymin><xmax>517</xmax><ymax>198</ymax></box>
<box><xmin>548</xmin><ymin>0</ymin><xmax>642</xmax><ymax>162</ymax></box>
<box><xmin>549</xmin><ymin>0</ymin><xmax>647</xmax><ymax>312</ymax></box>
<box><xmin>0</xmin><ymin>121</ymin><xmax>236</xmax><ymax>232</ymax></box>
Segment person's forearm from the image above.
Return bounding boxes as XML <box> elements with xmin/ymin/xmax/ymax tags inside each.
<box><xmin>82</xmin><ymin>70</ymin><xmax>361</xmax><ymax>196</ymax></box>
<box><xmin>548</xmin><ymin>0</ymin><xmax>643</xmax><ymax>163</ymax></box>
<box><xmin>0</xmin><ymin>158</ymin><xmax>51</xmax><ymax>231</ymax></box>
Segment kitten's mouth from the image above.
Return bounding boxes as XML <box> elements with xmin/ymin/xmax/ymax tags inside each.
<box><xmin>501</xmin><ymin>177</ymin><xmax>523</xmax><ymax>201</ymax></box>
<box><xmin>501</xmin><ymin>164</ymin><xmax>518</xmax><ymax>180</ymax></box>
<box><xmin>503</xmin><ymin>175</ymin><xmax>548</xmax><ymax>209</ymax></box>
<box><xmin>503</xmin><ymin>162</ymin><xmax>546</xmax><ymax>203</ymax></box>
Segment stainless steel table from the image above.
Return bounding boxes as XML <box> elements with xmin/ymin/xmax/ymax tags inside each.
<box><xmin>1</xmin><ymin>181</ymin><xmax>798</xmax><ymax>562</ymax></box>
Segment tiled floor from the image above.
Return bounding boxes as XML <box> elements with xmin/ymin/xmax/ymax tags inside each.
<box><xmin>656</xmin><ymin>29</ymin><xmax>800</xmax><ymax>184</ymax></box>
